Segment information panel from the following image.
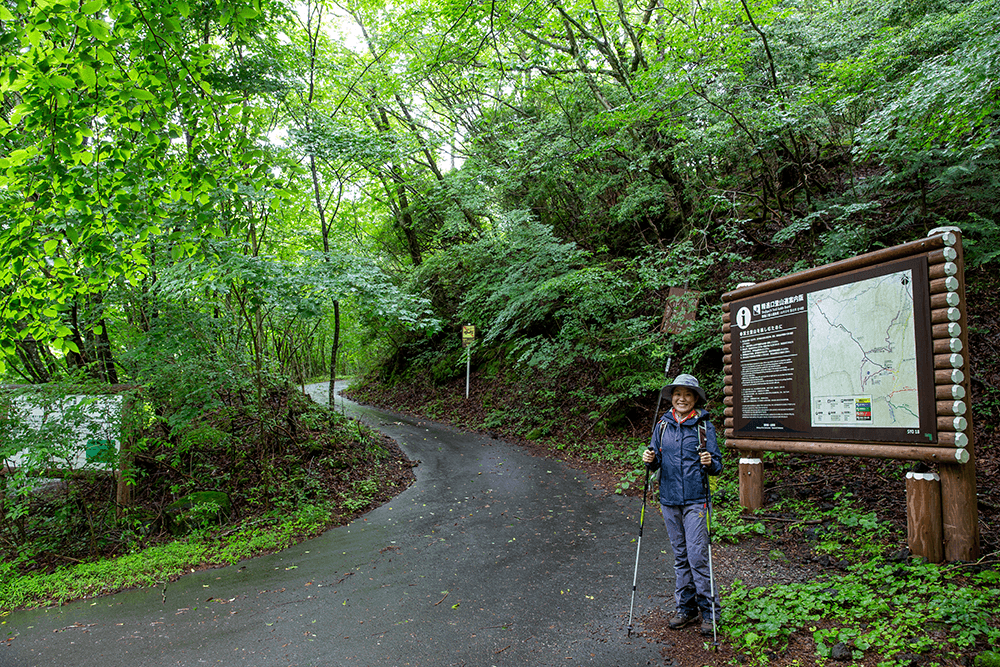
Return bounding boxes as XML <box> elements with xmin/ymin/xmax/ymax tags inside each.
<box><xmin>730</xmin><ymin>256</ymin><xmax>937</xmax><ymax>443</ymax></box>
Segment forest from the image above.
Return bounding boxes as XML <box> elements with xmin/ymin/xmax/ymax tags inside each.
<box><xmin>1</xmin><ymin>0</ymin><xmax>998</xmax><ymax>664</ymax></box>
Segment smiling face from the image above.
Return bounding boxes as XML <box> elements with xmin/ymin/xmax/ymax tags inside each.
<box><xmin>671</xmin><ymin>386</ymin><xmax>699</xmax><ymax>414</ymax></box>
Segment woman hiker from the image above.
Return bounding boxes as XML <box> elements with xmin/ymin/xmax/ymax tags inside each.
<box><xmin>641</xmin><ymin>373</ymin><xmax>723</xmax><ymax>635</ymax></box>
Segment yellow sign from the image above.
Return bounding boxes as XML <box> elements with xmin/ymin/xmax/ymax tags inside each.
<box><xmin>462</xmin><ymin>325</ymin><xmax>475</xmax><ymax>347</ymax></box>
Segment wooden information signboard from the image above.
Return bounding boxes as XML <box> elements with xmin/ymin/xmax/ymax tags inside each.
<box><xmin>721</xmin><ymin>229</ymin><xmax>979</xmax><ymax>561</ymax></box>
<box><xmin>661</xmin><ymin>287</ymin><xmax>699</xmax><ymax>335</ymax></box>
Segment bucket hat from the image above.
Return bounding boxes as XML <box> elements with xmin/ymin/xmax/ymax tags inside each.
<box><xmin>661</xmin><ymin>373</ymin><xmax>707</xmax><ymax>404</ymax></box>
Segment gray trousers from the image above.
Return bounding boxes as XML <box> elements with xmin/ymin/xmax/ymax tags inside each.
<box><xmin>661</xmin><ymin>503</ymin><xmax>720</xmax><ymax>621</ymax></box>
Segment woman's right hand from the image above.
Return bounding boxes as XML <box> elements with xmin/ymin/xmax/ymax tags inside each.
<box><xmin>642</xmin><ymin>449</ymin><xmax>656</xmax><ymax>464</ymax></box>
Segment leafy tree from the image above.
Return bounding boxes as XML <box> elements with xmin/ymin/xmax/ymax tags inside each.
<box><xmin>0</xmin><ymin>0</ymin><xmax>293</xmax><ymax>378</ymax></box>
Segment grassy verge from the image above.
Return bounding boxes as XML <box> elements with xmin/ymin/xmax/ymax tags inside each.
<box><xmin>0</xmin><ymin>502</ymin><xmax>336</xmax><ymax>612</ymax></box>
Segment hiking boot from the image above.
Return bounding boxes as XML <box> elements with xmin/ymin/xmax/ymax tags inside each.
<box><xmin>668</xmin><ymin>611</ymin><xmax>697</xmax><ymax>629</ymax></box>
<box><xmin>700</xmin><ymin>618</ymin><xmax>717</xmax><ymax>635</ymax></box>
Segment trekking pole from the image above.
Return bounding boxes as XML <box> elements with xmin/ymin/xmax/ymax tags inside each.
<box><xmin>651</xmin><ymin>357</ymin><xmax>671</xmax><ymax>429</ymax></box>
<box><xmin>698</xmin><ymin>445</ymin><xmax>719</xmax><ymax>651</ymax></box>
<box><xmin>629</xmin><ymin>356</ymin><xmax>669</xmax><ymax>637</ymax></box>
<box><xmin>626</xmin><ymin>455</ymin><xmax>653</xmax><ymax>637</ymax></box>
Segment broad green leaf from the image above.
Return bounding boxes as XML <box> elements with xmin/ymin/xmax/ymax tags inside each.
<box><xmin>88</xmin><ymin>19</ymin><xmax>111</xmax><ymax>40</ymax></box>
<box><xmin>82</xmin><ymin>0</ymin><xmax>103</xmax><ymax>14</ymax></box>
<box><xmin>80</xmin><ymin>65</ymin><xmax>97</xmax><ymax>88</ymax></box>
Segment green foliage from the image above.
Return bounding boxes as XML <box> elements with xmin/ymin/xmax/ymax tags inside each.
<box><xmin>774</xmin><ymin>491</ymin><xmax>893</xmax><ymax>561</ymax></box>
<box><xmin>961</xmin><ymin>214</ymin><xmax>1000</xmax><ymax>268</ymax></box>
<box><xmin>707</xmin><ymin>478</ymin><xmax>767</xmax><ymax>543</ymax></box>
<box><xmin>976</xmin><ymin>650</ymin><xmax>1000</xmax><ymax>667</ymax></box>
<box><xmin>0</xmin><ymin>386</ymin><xmax>128</xmax><ymax>558</ymax></box>
<box><xmin>406</xmin><ymin>216</ymin><xmax>737</xmax><ymax>441</ymax></box>
<box><xmin>341</xmin><ymin>477</ymin><xmax>379</xmax><ymax>512</ymax></box>
<box><xmin>0</xmin><ymin>0</ymin><xmax>289</xmax><ymax>371</ymax></box>
<box><xmin>722</xmin><ymin>493</ymin><xmax>1000</xmax><ymax>664</ymax></box>
<box><xmin>0</xmin><ymin>502</ymin><xmax>336</xmax><ymax>611</ymax></box>
<box><xmin>726</xmin><ymin>557</ymin><xmax>1000</xmax><ymax>664</ymax></box>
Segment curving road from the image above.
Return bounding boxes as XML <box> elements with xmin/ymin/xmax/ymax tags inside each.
<box><xmin>1</xmin><ymin>382</ymin><xmax>675</xmax><ymax>666</ymax></box>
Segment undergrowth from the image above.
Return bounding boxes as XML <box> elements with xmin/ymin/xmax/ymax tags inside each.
<box><xmin>0</xmin><ymin>502</ymin><xmax>337</xmax><ymax>611</ymax></box>
<box><xmin>716</xmin><ymin>487</ymin><xmax>1000</xmax><ymax>665</ymax></box>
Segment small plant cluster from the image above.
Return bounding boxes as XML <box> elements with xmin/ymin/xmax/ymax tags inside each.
<box><xmin>718</xmin><ymin>491</ymin><xmax>1000</xmax><ymax>665</ymax></box>
<box><xmin>726</xmin><ymin>561</ymin><xmax>1000</xmax><ymax>665</ymax></box>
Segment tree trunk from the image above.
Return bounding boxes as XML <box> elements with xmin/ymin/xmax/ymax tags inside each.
<box><xmin>13</xmin><ymin>322</ymin><xmax>51</xmax><ymax>383</ymax></box>
<box><xmin>328</xmin><ymin>300</ymin><xmax>340</xmax><ymax>408</ymax></box>
<box><xmin>92</xmin><ymin>292</ymin><xmax>119</xmax><ymax>385</ymax></box>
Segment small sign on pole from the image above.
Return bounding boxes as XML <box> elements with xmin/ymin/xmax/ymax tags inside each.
<box><xmin>462</xmin><ymin>325</ymin><xmax>475</xmax><ymax>398</ymax></box>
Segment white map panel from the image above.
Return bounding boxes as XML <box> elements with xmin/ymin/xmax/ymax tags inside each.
<box><xmin>807</xmin><ymin>269</ymin><xmax>920</xmax><ymax>429</ymax></box>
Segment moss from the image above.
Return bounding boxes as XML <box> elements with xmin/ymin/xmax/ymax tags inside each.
<box><xmin>975</xmin><ymin>650</ymin><xmax>1000</xmax><ymax>667</ymax></box>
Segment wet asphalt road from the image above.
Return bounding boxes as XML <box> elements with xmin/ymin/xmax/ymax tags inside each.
<box><xmin>1</xmin><ymin>383</ymin><xmax>675</xmax><ymax>666</ymax></box>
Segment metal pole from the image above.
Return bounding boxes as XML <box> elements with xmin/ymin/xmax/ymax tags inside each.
<box><xmin>700</xmin><ymin>457</ymin><xmax>719</xmax><ymax>650</ymax></box>
<box><xmin>626</xmin><ymin>468</ymin><xmax>652</xmax><ymax>637</ymax></box>
<box><xmin>652</xmin><ymin>357</ymin><xmax>671</xmax><ymax>430</ymax></box>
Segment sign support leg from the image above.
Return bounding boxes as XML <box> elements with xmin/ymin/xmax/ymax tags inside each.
<box><xmin>738</xmin><ymin>452</ymin><xmax>763</xmax><ymax>511</ymax></box>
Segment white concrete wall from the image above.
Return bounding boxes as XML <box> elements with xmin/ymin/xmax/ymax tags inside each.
<box><xmin>3</xmin><ymin>394</ymin><xmax>122</xmax><ymax>472</ymax></box>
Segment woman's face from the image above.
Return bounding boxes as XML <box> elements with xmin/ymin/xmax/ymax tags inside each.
<box><xmin>671</xmin><ymin>387</ymin><xmax>698</xmax><ymax>413</ymax></box>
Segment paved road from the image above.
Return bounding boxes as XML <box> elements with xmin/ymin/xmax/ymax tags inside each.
<box><xmin>1</xmin><ymin>383</ymin><xmax>674</xmax><ymax>666</ymax></box>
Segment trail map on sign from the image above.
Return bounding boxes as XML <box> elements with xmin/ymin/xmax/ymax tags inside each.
<box><xmin>807</xmin><ymin>269</ymin><xmax>919</xmax><ymax>429</ymax></box>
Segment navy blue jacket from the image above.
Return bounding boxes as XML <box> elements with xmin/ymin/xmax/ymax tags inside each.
<box><xmin>648</xmin><ymin>409</ymin><xmax>723</xmax><ymax>506</ymax></box>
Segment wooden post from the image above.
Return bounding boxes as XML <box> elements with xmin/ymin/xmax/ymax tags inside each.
<box><xmin>115</xmin><ymin>396</ymin><xmax>136</xmax><ymax>513</ymax></box>
<box><xmin>929</xmin><ymin>227</ymin><xmax>980</xmax><ymax>561</ymax></box>
<box><xmin>906</xmin><ymin>471</ymin><xmax>944</xmax><ymax>563</ymax></box>
<box><xmin>738</xmin><ymin>453</ymin><xmax>763</xmax><ymax>511</ymax></box>
<box><xmin>115</xmin><ymin>443</ymin><xmax>133</xmax><ymax>511</ymax></box>
<box><xmin>941</xmin><ymin>462</ymin><xmax>979</xmax><ymax>560</ymax></box>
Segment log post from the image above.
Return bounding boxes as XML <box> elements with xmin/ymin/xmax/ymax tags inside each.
<box><xmin>929</xmin><ymin>227</ymin><xmax>980</xmax><ymax>561</ymax></box>
<box><xmin>738</xmin><ymin>453</ymin><xmax>763</xmax><ymax>511</ymax></box>
<box><xmin>115</xmin><ymin>396</ymin><xmax>136</xmax><ymax>513</ymax></box>
<box><xmin>906</xmin><ymin>471</ymin><xmax>944</xmax><ymax>563</ymax></box>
